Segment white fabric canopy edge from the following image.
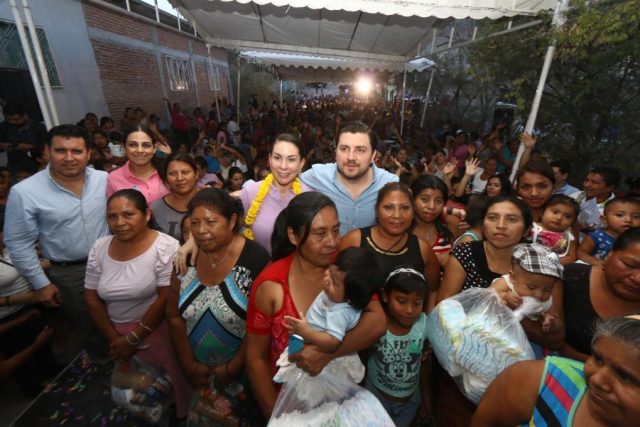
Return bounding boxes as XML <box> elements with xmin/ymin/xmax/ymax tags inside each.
<box><xmin>212</xmin><ymin>0</ymin><xmax>555</xmax><ymax>19</ymax></box>
<box><xmin>207</xmin><ymin>37</ymin><xmax>410</xmax><ymax>62</ymax></box>
<box><xmin>239</xmin><ymin>51</ymin><xmax>434</xmax><ymax>74</ymax></box>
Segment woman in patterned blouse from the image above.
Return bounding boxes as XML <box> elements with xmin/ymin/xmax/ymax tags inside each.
<box><xmin>166</xmin><ymin>188</ymin><xmax>270</xmax><ymax>391</ymax></box>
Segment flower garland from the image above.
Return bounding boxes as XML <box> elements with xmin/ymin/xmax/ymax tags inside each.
<box><xmin>243</xmin><ymin>173</ymin><xmax>303</xmax><ymax>240</ymax></box>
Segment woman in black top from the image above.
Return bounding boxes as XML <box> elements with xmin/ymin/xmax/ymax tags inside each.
<box><xmin>435</xmin><ymin>196</ymin><xmax>563</xmax><ymax>427</ymax></box>
<box><xmin>438</xmin><ymin>196</ymin><xmax>532</xmax><ymax>298</ymax></box>
<box><xmin>340</xmin><ymin>182</ymin><xmax>441</xmax><ymax>310</ymax></box>
<box><xmin>561</xmin><ymin>227</ymin><xmax>640</xmax><ymax>361</ymax></box>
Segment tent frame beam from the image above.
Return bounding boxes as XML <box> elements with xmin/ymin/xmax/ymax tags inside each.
<box><xmin>207</xmin><ymin>37</ymin><xmax>407</xmax><ymax>63</ymax></box>
<box><xmin>423</xmin><ymin>19</ymin><xmax>543</xmax><ymax>58</ymax></box>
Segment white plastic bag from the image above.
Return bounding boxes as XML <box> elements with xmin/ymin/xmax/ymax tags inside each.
<box><xmin>110</xmin><ymin>356</ymin><xmax>172</xmax><ymax>425</ymax></box>
<box><xmin>426</xmin><ymin>287</ymin><xmax>535</xmax><ymax>404</ymax></box>
<box><xmin>268</xmin><ymin>367</ymin><xmax>394</xmax><ymax>427</ymax></box>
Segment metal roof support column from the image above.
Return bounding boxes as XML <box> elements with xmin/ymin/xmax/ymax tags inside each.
<box><xmin>420</xmin><ymin>68</ymin><xmax>435</xmax><ymax>129</ymax></box>
<box><xmin>400</xmin><ymin>65</ymin><xmax>407</xmax><ymax>136</ymax></box>
<box><xmin>22</xmin><ymin>0</ymin><xmax>59</xmax><ymax>125</ymax></box>
<box><xmin>9</xmin><ymin>0</ymin><xmax>52</xmax><ymax>128</ymax></box>
<box><xmin>207</xmin><ymin>44</ymin><xmax>221</xmax><ymax>123</ymax></box>
<box><xmin>236</xmin><ymin>57</ymin><xmax>241</xmax><ymax>122</ymax></box>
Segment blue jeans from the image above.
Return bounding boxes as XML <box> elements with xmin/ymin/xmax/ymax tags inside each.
<box><xmin>366</xmin><ymin>379</ymin><xmax>421</xmax><ymax>427</ymax></box>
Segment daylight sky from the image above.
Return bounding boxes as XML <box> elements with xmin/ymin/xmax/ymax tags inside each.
<box><xmin>140</xmin><ymin>0</ymin><xmax>177</xmax><ymax>16</ymax></box>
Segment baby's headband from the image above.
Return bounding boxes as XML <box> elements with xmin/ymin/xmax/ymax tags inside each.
<box><xmin>385</xmin><ymin>267</ymin><xmax>425</xmax><ymax>285</ymax></box>
<box><xmin>625</xmin><ymin>315</ymin><xmax>640</xmax><ymax>321</ymax></box>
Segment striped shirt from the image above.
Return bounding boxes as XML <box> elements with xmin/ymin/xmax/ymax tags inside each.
<box><xmin>524</xmin><ymin>356</ymin><xmax>585</xmax><ymax>427</ymax></box>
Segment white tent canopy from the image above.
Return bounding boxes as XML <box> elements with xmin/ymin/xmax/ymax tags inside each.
<box><xmin>170</xmin><ymin>0</ymin><xmax>555</xmax><ymax>62</ymax></box>
<box><xmin>168</xmin><ymin>0</ymin><xmax>562</xmax><ymax>143</ymax></box>
<box><xmin>239</xmin><ymin>51</ymin><xmax>435</xmax><ymax>81</ymax></box>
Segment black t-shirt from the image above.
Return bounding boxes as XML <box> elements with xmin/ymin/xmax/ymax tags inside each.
<box><xmin>360</xmin><ymin>226</ymin><xmax>425</xmax><ymax>284</ymax></box>
<box><xmin>0</xmin><ymin>118</ymin><xmax>46</xmax><ymax>170</ymax></box>
<box><xmin>451</xmin><ymin>241</ymin><xmax>502</xmax><ymax>291</ymax></box>
<box><xmin>563</xmin><ymin>263</ymin><xmax>598</xmax><ymax>355</ymax></box>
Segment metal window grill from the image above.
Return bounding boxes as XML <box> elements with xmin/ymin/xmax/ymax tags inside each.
<box><xmin>165</xmin><ymin>56</ymin><xmax>193</xmax><ymax>91</ymax></box>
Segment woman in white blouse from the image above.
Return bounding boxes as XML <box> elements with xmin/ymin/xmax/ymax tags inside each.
<box><xmin>84</xmin><ymin>189</ymin><xmax>191</xmax><ymax>417</ymax></box>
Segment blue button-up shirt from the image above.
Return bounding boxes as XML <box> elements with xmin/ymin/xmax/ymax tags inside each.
<box><xmin>301</xmin><ymin>163</ymin><xmax>398</xmax><ymax>235</ymax></box>
<box><xmin>4</xmin><ymin>165</ymin><xmax>109</xmax><ymax>289</ymax></box>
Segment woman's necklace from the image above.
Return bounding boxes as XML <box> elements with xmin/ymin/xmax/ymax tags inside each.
<box><xmin>417</xmin><ymin>222</ymin><xmax>436</xmax><ymax>244</ymax></box>
<box><xmin>370</xmin><ymin>227</ymin><xmax>408</xmax><ymax>256</ymax></box>
<box><xmin>206</xmin><ymin>239</ymin><xmax>233</xmax><ymax>269</ymax></box>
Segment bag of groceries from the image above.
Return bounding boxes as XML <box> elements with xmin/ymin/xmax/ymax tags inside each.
<box><xmin>426</xmin><ymin>287</ymin><xmax>536</xmax><ymax>403</ymax></box>
<box><xmin>111</xmin><ymin>356</ymin><xmax>172</xmax><ymax>424</ymax></box>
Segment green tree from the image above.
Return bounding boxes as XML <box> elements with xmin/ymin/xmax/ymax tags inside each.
<box><xmin>470</xmin><ymin>0</ymin><xmax>639</xmax><ymax>180</ymax></box>
<box><xmin>408</xmin><ymin>0</ymin><xmax>639</xmax><ymax>183</ymax></box>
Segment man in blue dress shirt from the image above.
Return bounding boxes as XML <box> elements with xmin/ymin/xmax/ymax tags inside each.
<box><xmin>4</xmin><ymin>124</ymin><xmax>109</xmax><ymax>357</ymax></box>
<box><xmin>301</xmin><ymin>121</ymin><xmax>398</xmax><ymax>236</ymax></box>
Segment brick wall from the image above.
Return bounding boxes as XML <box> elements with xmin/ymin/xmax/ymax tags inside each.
<box><xmin>83</xmin><ymin>1</ymin><xmax>230</xmax><ymax>127</ymax></box>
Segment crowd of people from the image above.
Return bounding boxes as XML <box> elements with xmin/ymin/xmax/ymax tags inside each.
<box><xmin>0</xmin><ymin>93</ymin><xmax>640</xmax><ymax>426</ymax></box>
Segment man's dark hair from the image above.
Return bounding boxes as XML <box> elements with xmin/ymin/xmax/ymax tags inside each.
<box><xmin>193</xmin><ymin>156</ymin><xmax>207</xmax><ymax>170</ymax></box>
<box><xmin>550</xmin><ymin>159</ymin><xmax>572</xmax><ymax>176</ymax></box>
<box><xmin>590</xmin><ymin>166</ymin><xmax>621</xmax><ymax>188</ymax></box>
<box><xmin>337</xmin><ymin>247</ymin><xmax>382</xmax><ymax>310</ymax></box>
<box><xmin>4</xmin><ymin>102</ymin><xmax>27</xmax><ymax>117</ymax></box>
<box><xmin>46</xmin><ymin>124</ymin><xmax>92</xmax><ymax>149</ymax></box>
<box><xmin>516</xmin><ymin>159</ymin><xmax>556</xmax><ymax>186</ymax></box>
<box><xmin>337</xmin><ymin>121</ymin><xmax>376</xmax><ymax>150</ymax></box>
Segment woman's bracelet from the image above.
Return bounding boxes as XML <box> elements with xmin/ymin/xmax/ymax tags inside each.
<box><xmin>125</xmin><ymin>333</ymin><xmax>139</xmax><ymax>346</ymax></box>
<box><xmin>138</xmin><ymin>321</ymin><xmax>153</xmax><ymax>333</ymax></box>
<box><xmin>129</xmin><ymin>329</ymin><xmax>142</xmax><ymax>344</ymax></box>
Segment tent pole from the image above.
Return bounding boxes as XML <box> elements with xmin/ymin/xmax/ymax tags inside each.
<box><xmin>400</xmin><ymin>66</ymin><xmax>407</xmax><ymax>136</ymax></box>
<box><xmin>21</xmin><ymin>0</ymin><xmax>59</xmax><ymax>125</ymax></box>
<box><xmin>236</xmin><ymin>57</ymin><xmax>241</xmax><ymax>122</ymax></box>
<box><xmin>9</xmin><ymin>0</ymin><xmax>51</xmax><ymax>128</ymax></box>
<box><xmin>207</xmin><ymin>45</ymin><xmax>221</xmax><ymax>123</ymax></box>
<box><xmin>420</xmin><ymin>68</ymin><xmax>435</xmax><ymax>129</ymax></box>
<box><xmin>213</xmin><ymin>93</ymin><xmax>221</xmax><ymax>124</ymax></box>
<box><xmin>510</xmin><ymin>0</ymin><xmax>569</xmax><ymax>183</ymax></box>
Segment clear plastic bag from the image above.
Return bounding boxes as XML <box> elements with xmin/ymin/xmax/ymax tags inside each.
<box><xmin>426</xmin><ymin>287</ymin><xmax>535</xmax><ymax>404</ymax></box>
<box><xmin>187</xmin><ymin>378</ymin><xmax>263</xmax><ymax>426</ymax></box>
<box><xmin>268</xmin><ymin>366</ymin><xmax>395</xmax><ymax>427</ymax></box>
<box><xmin>110</xmin><ymin>356</ymin><xmax>172</xmax><ymax>425</ymax></box>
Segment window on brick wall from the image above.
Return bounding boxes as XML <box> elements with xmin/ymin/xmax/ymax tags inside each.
<box><xmin>0</xmin><ymin>19</ymin><xmax>62</xmax><ymax>87</ymax></box>
<box><xmin>165</xmin><ymin>56</ymin><xmax>193</xmax><ymax>91</ymax></box>
<box><xmin>207</xmin><ymin>61</ymin><xmax>221</xmax><ymax>91</ymax></box>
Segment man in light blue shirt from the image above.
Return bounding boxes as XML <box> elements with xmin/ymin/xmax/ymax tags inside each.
<box><xmin>301</xmin><ymin>122</ymin><xmax>398</xmax><ymax>235</ymax></box>
<box><xmin>4</xmin><ymin>124</ymin><xmax>109</xmax><ymax>355</ymax></box>
<box><xmin>550</xmin><ymin>159</ymin><xmax>579</xmax><ymax>196</ymax></box>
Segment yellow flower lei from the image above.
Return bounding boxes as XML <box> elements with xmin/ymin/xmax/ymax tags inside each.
<box><xmin>243</xmin><ymin>173</ymin><xmax>303</xmax><ymax>240</ymax></box>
